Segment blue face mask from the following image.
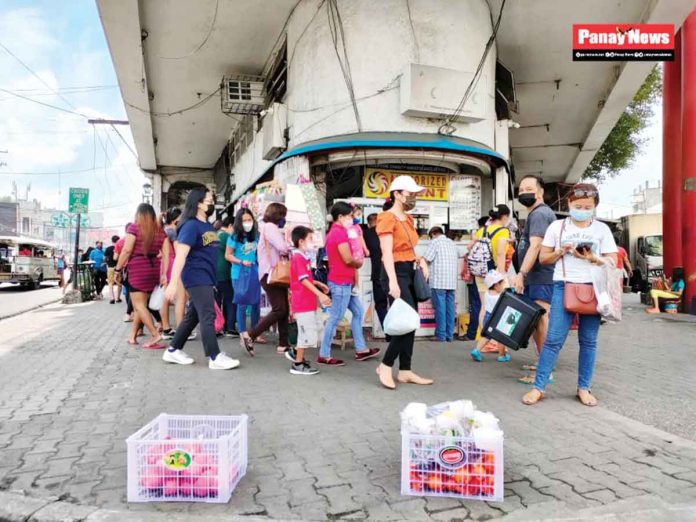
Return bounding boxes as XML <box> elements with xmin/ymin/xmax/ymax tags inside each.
<box><xmin>277</xmin><ymin>218</ymin><xmax>286</xmax><ymax>229</ymax></box>
<box><xmin>353</xmin><ymin>218</ymin><xmax>360</xmax><ymax>225</ymax></box>
<box><xmin>569</xmin><ymin>208</ymin><xmax>594</xmax><ymax>222</ymax></box>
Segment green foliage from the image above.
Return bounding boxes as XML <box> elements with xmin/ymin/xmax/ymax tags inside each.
<box><xmin>583</xmin><ymin>65</ymin><xmax>662</xmax><ymax>182</ymax></box>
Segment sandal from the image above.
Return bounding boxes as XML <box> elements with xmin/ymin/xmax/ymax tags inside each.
<box><xmin>576</xmin><ymin>389</ymin><xmax>598</xmax><ymax>407</ymax></box>
<box><xmin>517</xmin><ymin>372</ymin><xmax>555</xmax><ymax>385</ymax></box>
<box><xmin>240</xmin><ymin>334</ymin><xmax>255</xmax><ymax>357</ymax></box>
<box><xmin>126</xmin><ymin>339</ymin><xmax>138</xmax><ymax>346</ymax></box>
<box><xmin>143</xmin><ymin>339</ymin><xmax>165</xmax><ymax>349</ymax></box>
<box><xmin>255</xmin><ymin>336</ymin><xmax>268</xmax><ymax>344</ymax></box>
<box><xmin>276</xmin><ymin>345</ymin><xmax>287</xmax><ymax>354</ymax></box>
<box><xmin>522</xmin><ymin>389</ymin><xmax>544</xmax><ymax>405</ymax></box>
<box><xmin>521</xmin><ymin>363</ymin><xmax>537</xmax><ymax>371</ymax></box>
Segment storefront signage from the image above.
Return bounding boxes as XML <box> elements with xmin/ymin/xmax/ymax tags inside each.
<box><xmin>363</xmin><ymin>168</ymin><xmax>448</xmax><ymax>201</ymax></box>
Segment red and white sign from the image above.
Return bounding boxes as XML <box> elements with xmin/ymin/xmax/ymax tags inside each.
<box><xmin>572</xmin><ymin>24</ymin><xmax>674</xmax><ymax>61</ymax></box>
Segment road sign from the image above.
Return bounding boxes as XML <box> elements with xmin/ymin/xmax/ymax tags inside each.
<box><xmin>70</xmin><ymin>214</ymin><xmax>90</xmax><ymax>227</ymax></box>
<box><xmin>51</xmin><ymin>212</ymin><xmax>70</xmax><ymax>228</ymax></box>
<box><xmin>69</xmin><ymin>187</ymin><xmax>89</xmax><ymax>214</ymax></box>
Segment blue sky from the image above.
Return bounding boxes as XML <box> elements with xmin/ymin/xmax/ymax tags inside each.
<box><xmin>0</xmin><ymin>0</ymin><xmax>144</xmax><ymax>229</ymax></box>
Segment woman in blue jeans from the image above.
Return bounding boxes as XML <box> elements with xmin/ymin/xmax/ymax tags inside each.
<box><xmin>522</xmin><ymin>183</ymin><xmax>617</xmax><ymax>407</ymax></box>
<box><xmin>318</xmin><ymin>202</ymin><xmax>380</xmax><ymax>366</ymax></box>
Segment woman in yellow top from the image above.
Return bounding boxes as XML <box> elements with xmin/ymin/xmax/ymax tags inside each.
<box><xmin>472</xmin><ymin>204</ymin><xmax>511</xmax><ymax>337</ymax></box>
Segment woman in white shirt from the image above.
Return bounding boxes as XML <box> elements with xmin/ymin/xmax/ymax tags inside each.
<box><xmin>522</xmin><ymin>183</ymin><xmax>617</xmax><ymax>407</ymax></box>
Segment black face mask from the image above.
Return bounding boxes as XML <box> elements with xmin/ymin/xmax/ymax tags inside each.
<box><xmin>518</xmin><ymin>193</ymin><xmax>537</xmax><ymax>208</ymax></box>
<box><xmin>204</xmin><ymin>204</ymin><xmax>215</xmax><ymax>217</ymax></box>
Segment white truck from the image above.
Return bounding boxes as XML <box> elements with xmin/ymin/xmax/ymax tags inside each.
<box><xmin>618</xmin><ymin>214</ymin><xmax>663</xmax><ymax>293</ymax></box>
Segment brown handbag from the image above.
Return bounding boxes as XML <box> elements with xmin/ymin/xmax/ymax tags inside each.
<box><xmin>262</xmin><ymin>226</ymin><xmax>290</xmax><ymax>287</ymax></box>
<box><xmin>560</xmin><ymin>219</ymin><xmax>598</xmax><ymax>315</ymax></box>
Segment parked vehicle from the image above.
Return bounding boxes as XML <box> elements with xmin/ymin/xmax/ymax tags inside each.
<box><xmin>618</xmin><ymin>214</ymin><xmax>663</xmax><ymax>293</ymax></box>
<box><xmin>0</xmin><ymin>236</ymin><xmax>61</xmax><ymax>289</ymax></box>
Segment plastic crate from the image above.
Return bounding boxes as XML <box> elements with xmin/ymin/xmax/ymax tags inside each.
<box><xmin>127</xmin><ymin>414</ymin><xmax>247</xmax><ymax>503</ymax></box>
<box><xmin>401</xmin><ymin>430</ymin><xmax>504</xmax><ymax>501</ymax></box>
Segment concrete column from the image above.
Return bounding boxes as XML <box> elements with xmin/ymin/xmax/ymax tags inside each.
<box><xmin>663</xmin><ymin>31</ymin><xmax>682</xmax><ymax>277</ymax></box>
<box><xmin>681</xmin><ymin>13</ymin><xmax>696</xmax><ymax>313</ymax></box>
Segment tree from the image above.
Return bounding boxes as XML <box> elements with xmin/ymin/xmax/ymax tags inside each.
<box><xmin>583</xmin><ymin>65</ymin><xmax>662</xmax><ymax>182</ymax></box>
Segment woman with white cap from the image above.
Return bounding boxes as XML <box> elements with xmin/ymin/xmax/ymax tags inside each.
<box><xmin>375</xmin><ymin>175</ymin><xmax>434</xmax><ymax>389</ymax></box>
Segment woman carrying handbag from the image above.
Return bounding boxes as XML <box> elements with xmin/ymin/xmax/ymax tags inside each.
<box><xmin>522</xmin><ymin>183</ymin><xmax>617</xmax><ymax>407</ymax></box>
<box><xmin>240</xmin><ymin>203</ymin><xmax>293</xmax><ymax>358</ymax></box>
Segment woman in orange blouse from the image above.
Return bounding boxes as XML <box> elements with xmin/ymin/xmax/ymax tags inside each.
<box><xmin>375</xmin><ymin>176</ymin><xmax>433</xmax><ymax>389</ymax></box>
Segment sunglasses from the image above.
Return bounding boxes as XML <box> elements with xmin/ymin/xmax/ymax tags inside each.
<box><xmin>572</xmin><ymin>189</ymin><xmax>597</xmax><ymax>199</ymax></box>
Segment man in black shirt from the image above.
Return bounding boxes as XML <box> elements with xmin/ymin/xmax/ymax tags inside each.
<box><xmin>103</xmin><ymin>235</ymin><xmax>121</xmax><ymax>304</ymax></box>
<box><xmin>363</xmin><ymin>213</ymin><xmax>388</xmax><ymax>337</ymax></box>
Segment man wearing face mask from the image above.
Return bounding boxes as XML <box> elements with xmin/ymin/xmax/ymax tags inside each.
<box><xmin>514</xmin><ymin>175</ymin><xmax>557</xmax><ymax>384</ymax></box>
<box><xmin>89</xmin><ymin>240</ymin><xmax>108</xmax><ymax>299</ymax></box>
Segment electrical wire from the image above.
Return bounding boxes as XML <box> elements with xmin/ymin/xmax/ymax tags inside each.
<box><xmin>155</xmin><ymin>0</ymin><xmax>220</xmax><ymax>60</ymax></box>
<box><xmin>0</xmin><ymin>41</ymin><xmax>79</xmax><ymax>111</ymax></box>
<box><xmin>287</xmin><ymin>0</ymin><xmax>327</xmax><ymax>69</ymax></box>
<box><xmin>405</xmin><ymin>0</ymin><xmax>421</xmax><ymax>63</ymax></box>
<box><xmin>0</xmin><ymin>88</ymin><xmax>87</xmax><ymax>117</ymax></box>
<box><xmin>124</xmin><ymin>87</ymin><xmax>221</xmax><ymax>117</ymax></box>
<box><xmin>109</xmin><ymin>124</ymin><xmax>138</xmax><ymax>160</ymax></box>
<box><xmin>326</xmin><ymin>0</ymin><xmax>362</xmax><ymax>131</ymax></box>
<box><xmin>438</xmin><ymin>0</ymin><xmax>506</xmax><ymax>135</ymax></box>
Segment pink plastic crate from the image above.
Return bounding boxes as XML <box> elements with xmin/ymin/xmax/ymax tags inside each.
<box><xmin>401</xmin><ymin>430</ymin><xmax>504</xmax><ymax>502</ymax></box>
<box><xmin>127</xmin><ymin>414</ymin><xmax>247</xmax><ymax>503</ymax></box>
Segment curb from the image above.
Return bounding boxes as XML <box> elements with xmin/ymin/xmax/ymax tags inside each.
<box><xmin>0</xmin><ymin>490</ymin><xmax>278</xmax><ymax>522</ymax></box>
<box><xmin>0</xmin><ymin>296</ymin><xmax>64</xmax><ymax>322</ymax></box>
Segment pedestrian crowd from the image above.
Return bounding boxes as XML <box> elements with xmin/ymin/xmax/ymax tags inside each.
<box><xmin>79</xmin><ymin>173</ymin><xmax>656</xmax><ymax>406</ymax></box>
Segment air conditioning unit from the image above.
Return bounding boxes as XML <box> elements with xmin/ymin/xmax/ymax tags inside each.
<box><xmin>262</xmin><ymin>103</ymin><xmax>288</xmax><ymax>160</ymax></box>
<box><xmin>221</xmin><ymin>75</ymin><xmax>265</xmax><ymax>115</ymax></box>
<box><xmin>400</xmin><ymin>64</ymin><xmax>488</xmax><ymax>123</ymax></box>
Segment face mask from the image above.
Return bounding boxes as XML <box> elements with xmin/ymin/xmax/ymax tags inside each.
<box><xmin>277</xmin><ymin>218</ymin><xmax>286</xmax><ymax>229</ymax></box>
<box><xmin>518</xmin><ymin>193</ymin><xmax>537</xmax><ymax>208</ymax></box>
<box><xmin>202</xmin><ymin>203</ymin><xmax>214</xmax><ymax>217</ymax></box>
<box><xmin>242</xmin><ymin>222</ymin><xmax>253</xmax><ymax>233</ymax></box>
<box><xmin>353</xmin><ymin>218</ymin><xmax>361</xmax><ymax>225</ymax></box>
<box><xmin>403</xmin><ymin>195</ymin><xmax>417</xmax><ymax>211</ymax></box>
<box><xmin>569</xmin><ymin>207</ymin><xmax>594</xmax><ymax>222</ymax></box>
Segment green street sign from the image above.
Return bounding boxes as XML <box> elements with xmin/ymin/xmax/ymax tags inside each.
<box><xmin>51</xmin><ymin>212</ymin><xmax>70</xmax><ymax>228</ymax></box>
<box><xmin>69</xmin><ymin>187</ymin><xmax>89</xmax><ymax>214</ymax></box>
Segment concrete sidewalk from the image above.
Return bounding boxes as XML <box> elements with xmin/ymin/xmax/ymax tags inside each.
<box><xmin>1</xmin><ymin>295</ymin><xmax>695</xmax><ymax>520</ymax></box>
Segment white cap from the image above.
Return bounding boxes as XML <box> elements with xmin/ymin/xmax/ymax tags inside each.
<box><xmin>388</xmin><ymin>175</ymin><xmax>426</xmax><ymax>194</ymax></box>
<box><xmin>484</xmin><ymin>270</ymin><xmax>505</xmax><ymax>289</ymax></box>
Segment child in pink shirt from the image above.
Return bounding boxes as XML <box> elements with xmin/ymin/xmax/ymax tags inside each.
<box><xmin>289</xmin><ymin>226</ymin><xmax>331</xmax><ymax>375</ymax></box>
<box><xmin>347</xmin><ymin>206</ymin><xmax>368</xmax><ymax>296</ymax></box>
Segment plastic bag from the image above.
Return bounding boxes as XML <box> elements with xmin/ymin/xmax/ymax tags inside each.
<box><xmin>148</xmin><ymin>285</ymin><xmax>165</xmax><ymax>310</ymax></box>
<box><xmin>591</xmin><ymin>259</ymin><xmax>622</xmax><ymax>321</ymax></box>
<box><xmin>214</xmin><ymin>301</ymin><xmax>225</xmax><ymax>334</ymax></box>
<box><xmin>383</xmin><ymin>298</ymin><xmax>420</xmax><ymax>336</ymax></box>
<box><xmin>233</xmin><ymin>265</ymin><xmax>261</xmax><ymax>305</ymax></box>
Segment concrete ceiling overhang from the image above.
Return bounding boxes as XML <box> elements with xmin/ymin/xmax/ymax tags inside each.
<box><xmin>97</xmin><ymin>0</ymin><xmax>695</xmax><ymax>182</ymax></box>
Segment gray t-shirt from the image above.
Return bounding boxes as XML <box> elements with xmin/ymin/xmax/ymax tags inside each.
<box><xmin>518</xmin><ymin>203</ymin><xmax>556</xmax><ymax>285</ymax></box>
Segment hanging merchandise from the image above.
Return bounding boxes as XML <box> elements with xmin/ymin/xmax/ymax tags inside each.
<box><xmin>449</xmin><ymin>175</ymin><xmax>481</xmax><ymax>230</ymax></box>
<box><xmin>299</xmin><ymin>183</ymin><xmax>326</xmax><ymax>231</ymax></box>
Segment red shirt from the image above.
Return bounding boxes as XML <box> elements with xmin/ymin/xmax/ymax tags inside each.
<box><xmin>290</xmin><ymin>251</ymin><xmax>317</xmax><ymax>313</ymax></box>
<box><xmin>617</xmin><ymin>246</ymin><xmax>628</xmax><ymax>270</ymax></box>
<box><xmin>326</xmin><ymin>224</ymin><xmax>355</xmax><ymax>285</ymax></box>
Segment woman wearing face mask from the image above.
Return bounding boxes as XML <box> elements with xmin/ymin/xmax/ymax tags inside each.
<box><xmin>241</xmin><ymin>203</ymin><xmax>293</xmax><ymax>357</ymax></box>
<box><xmin>162</xmin><ymin>188</ymin><xmax>240</xmax><ymax>370</ymax></box>
<box><xmin>160</xmin><ymin>207</ymin><xmax>184</xmax><ymax>339</ymax></box>
<box><xmin>522</xmin><ymin>183</ymin><xmax>617</xmax><ymax>407</ymax></box>
<box><xmin>376</xmin><ymin>176</ymin><xmax>433</xmax><ymax>389</ymax></box>
<box><xmin>317</xmin><ymin>201</ymin><xmax>381</xmax><ymax>366</ymax></box>
<box><xmin>226</xmin><ymin>209</ymin><xmax>265</xmax><ymax>349</ymax></box>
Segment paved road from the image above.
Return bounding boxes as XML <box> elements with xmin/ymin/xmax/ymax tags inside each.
<box><xmin>0</xmin><ymin>282</ymin><xmax>63</xmax><ymax>320</ymax></box>
<box><xmin>0</xmin><ymin>296</ymin><xmax>695</xmax><ymax>520</ymax></box>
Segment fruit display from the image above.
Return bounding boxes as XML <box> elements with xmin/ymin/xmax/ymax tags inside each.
<box><xmin>401</xmin><ymin>401</ymin><xmax>504</xmax><ymax>501</ymax></box>
<box><xmin>127</xmin><ymin>414</ymin><xmax>248</xmax><ymax>503</ymax></box>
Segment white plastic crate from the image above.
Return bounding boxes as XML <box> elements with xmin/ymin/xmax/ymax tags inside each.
<box><xmin>401</xmin><ymin>430</ymin><xmax>504</xmax><ymax>501</ymax></box>
<box><xmin>127</xmin><ymin>414</ymin><xmax>247</xmax><ymax>503</ymax></box>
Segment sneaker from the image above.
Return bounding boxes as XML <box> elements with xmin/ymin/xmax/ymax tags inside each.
<box><xmin>209</xmin><ymin>352</ymin><xmax>240</xmax><ymax>370</ymax></box>
<box><xmin>497</xmin><ymin>354</ymin><xmax>511</xmax><ymax>363</ymax></box>
<box><xmin>316</xmin><ymin>356</ymin><xmax>346</xmax><ymax>366</ymax></box>
<box><xmin>188</xmin><ymin>331</ymin><xmax>198</xmax><ymax>341</ymax></box>
<box><xmin>355</xmin><ymin>348</ymin><xmax>380</xmax><ymax>361</ymax></box>
<box><xmin>109</xmin><ymin>299</ymin><xmax>115</xmax><ymax>305</ymax></box>
<box><xmin>163</xmin><ymin>349</ymin><xmax>194</xmax><ymax>365</ymax></box>
<box><xmin>161</xmin><ymin>329</ymin><xmax>175</xmax><ymax>340</ymax></box>
<box><xmin>284</xmin><ymin>347</ymin><xmax>297</xmax><ymax>362</ymax></box>
<box><xmin>470</xmin><ymin>348</ymin><xmax>483</xmax><ymax>362</ymax></box>
<box><xmin>290</xmin><ymin>362</ymin><xmax>319</xmax><ymax>375</ymax></box>
<box><xmin>123</xmin><ymin>314</ymin><xmax>133</xmax><ymax>323</ymax></box>
<box><xmin>224</xmin><ymin>330</ymin><xmax>239</xmax><ymax>338</ymax></box>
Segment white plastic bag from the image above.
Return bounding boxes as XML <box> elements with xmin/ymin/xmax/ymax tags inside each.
<box><xmin>591</xmin><ymin>259</ymin><xmax>622</xmax><ymax>321</ymax></box>
<box><xmin>148</xmin><ymin>285</ymin><xmax>165</xmax><ymax>310</ymax></box>
<box><xmin>383</xmin><ymin>298</ymin><xmax>420</xmax><ymax>336</ymax></box>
